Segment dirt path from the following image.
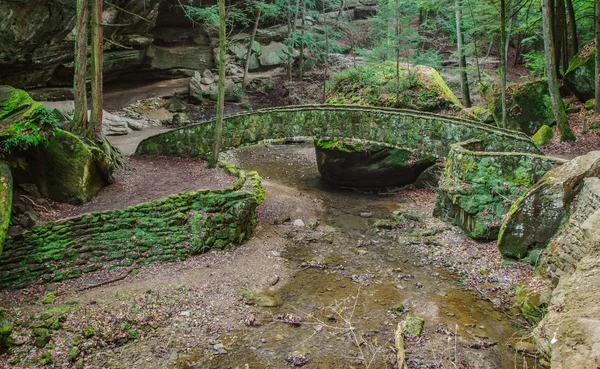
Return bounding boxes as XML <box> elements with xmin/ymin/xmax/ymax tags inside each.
<box><xmin>42</xmin><ymin>156</ymin><xmax>235</xmax><ymax>221</ymax></box>
<box><xmin>104</xmin><ymin>78</ymin><xmax>190</xmax><ymax>111</ymax></box>
<box><xmin>107</xmin><ymin>127</ymin><xmax>172</xmax><ymax>156</ymax></box>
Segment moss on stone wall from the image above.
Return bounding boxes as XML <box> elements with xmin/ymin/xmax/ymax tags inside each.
<box><xmin>434</xmin><ymin>140</ymin><xmax>561</xmax><ymax>240</ymax></box>
<box><xmin>531</xmin><ymin>125</ymin><xmax>554</xmax><ymax>147</ymax></box>
<box><xmin>136</xmin><ymin>105</ymin><xmax>540</xmax><ymax>160</ymax></box>
<box><xmin>0</xmin><ymin>161</ymin><xmax>12</xmax><ymax>255</ymax></box>
<box><xmin>0</xmin><ymin>166</ymin><xmax>264</xmax><ymax>287</ymax></box>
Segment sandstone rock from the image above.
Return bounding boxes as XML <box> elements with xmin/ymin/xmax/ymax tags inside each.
<box><xmin>149</xmin><ymin>44</ymin><xmax>213</xmax><ymax>72</ymax></box>
<box><xmin>315</xmin><ymin>139</ymin><xmax>435</xmax><ymax>189</ymax></box>
<box><xmin>498</xmin><ymin>151</ymin><xmax>600</xmax><ymax>258</ymax></box>
<box><xmin>564</xmin><ymin>40</ymin><xmax>595</xmax><ymax>102</ymax></box>
<box><xmin>102</xmin><ymin>111</ymin><xmax>133</xmax><ymax>136</ymax></box>
<box><xmin>258</xmin><ymin>42</ymin><xmax>299</xmax><ymax>68</ymax></box>
<box><xmin>532</xmin><ymin>125</ymin><xmax>554</xmax><ymax>147</ymax></box>
<box><xmin>414</xmin><ymin>163</ymin><xmax>444</xmax><ymax>189</ymax></box>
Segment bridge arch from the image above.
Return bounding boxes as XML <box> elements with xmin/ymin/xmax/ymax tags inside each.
<box><xmin>136</xmin><ymin>105</ymin><xmax>540</xmax><ymax>158</ymax></box>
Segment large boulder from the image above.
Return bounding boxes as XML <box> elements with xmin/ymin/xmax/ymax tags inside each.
<box><xmin>533</xmin><ymin>178</ymin><xmax>600</xmax><ymax>369</ymax></box>
<box><xmin>564</xmin><ymin>41</ymin><xmax>595</xmax><ymax>102</ymax></box>
<box><xmin>314</xmin><ymin>139</ymin><xmax>436</xmax><ymax>189</ymax></box>
<box><xmin>483</xmin><ymin>79</ymin><xmax>554</xmax><ymax>135</ymax></box>
<box><xmin>258</xmin><ymin>41</ymin><xmax>299</xmax><ymax>68</ymax></box>
<box><xmin>0</xmin><ymin>86</ymin><xmax>112</xmax><ymax>204</ymax></box>
<box><xmin>434</xmin><ymin>140</ymin><xmax>558</xmax><ymax>240</ymax></box>
<box><xmin>326</xmin><ymin>62</ymin><xmax>463</xmax><ymax>112</ymax></box>
<box><xmin>498</xmin><ymin>151</ymin><xmax>600</xmax><ymax>259</ymax></box>
<box><xmin>0</xmin><ymin>161</ymin><xmax>12</xmax><ymax>255</ymax></box>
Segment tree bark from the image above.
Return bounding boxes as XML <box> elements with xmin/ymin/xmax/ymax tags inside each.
<box><xmin>243</xmin><ymin>9</ymin><xmax>261</xmax><ymax>91</ymax></box>
<box><xmin>297</xmin><ymin>0</ymin><xmax>306</xmax><ymax>80</ymax></box>
<box><xmin>73</xmin><ymin>0</ymin><xmax>89</xmax><ymax>134</ymax></box>
<box><xmin>500</xmin><ymin>0</ymin><xmax>507</xmax><ymax>128</ymax></box>
<box><xmin>542</xmin><ymin>0</ymin><xmax>575</xmax><ymax>141</ymax></box>
<box><xmin>90</xmin><ymin>0</ymin><xmax>103</xmax><ymax>140</ymax></box>
<box><xmin>456</xmin><ymin>0</ymin><xmax>471</xmax><ymax>108</ymax></box>
<box><xmin>209</xmin><ymin>0</ymin><xmax>227</xmax><ymax>168</ymax></box>
<box><xmin>286</xmin><ymin>0</ymin><xmax>300</xmax><ymax>82</ymax></box>
<box><xmin>565</xmin><ymin>0</ymin><xmax>577</xmax><ymax>60</ymax></box>
<box><xmin>595</xmin><ymin>0</ymin><xmax>600</xmax><ymax>113</ymax></box>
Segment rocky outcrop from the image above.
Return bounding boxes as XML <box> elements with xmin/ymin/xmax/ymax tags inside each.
<box><xmin>0</xmin><ymin>161</ymin><xmax>12</xmax><ymax>255</ymax></box>
<box><xmin>532</xmin><ymin>178</ymin><xmax>600</xmax><ymax>369</ymax></box>
<box><xmin>314</xmin><ymin>139</ymin><xmax>436</xmax><ymax>188</ymax></box>
<box><xmin>434</xmin><ymin>140</ymin><xmax>560</xmax><ymax>240</ymax></box>
<box><xmin>483</xmin><ymin>79</ymin><xmax>554</xmax><ymax>135</ymax></box>
<box><xmin>326</xmin><ymin>63</ymin><xmax>463</xmax><ymax>113</ymax></box>
<box><xmin>498</xmin><ymin>151</ymin><xmax>600</xmax><ymax>259</ymax></box>
<box><xmin>564</xmin><ymin>41</ymin><xmax>596</xmax><ymax>102</ymax></box>
<box><xmin>0</xmin><ymin>86</ymin><xmax>112</xmax><ymax>203</ymax></box>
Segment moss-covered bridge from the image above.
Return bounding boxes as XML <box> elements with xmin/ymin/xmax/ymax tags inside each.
<box><xmin>136</xmin><ymin>104</ymin><xmax>541</xmax><ymax>158</ymax></box>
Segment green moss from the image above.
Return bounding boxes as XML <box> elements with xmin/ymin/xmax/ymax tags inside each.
<box><xmin>403</xmin><ymin>316</ymin><xmax>424</xmax><ymax>336</ymax></box>
<box><xmin>531</xmin><ymin>125</ymin><xmax>554</xmax><ymax>147</ymax></box>
<box><xmin>515</xmin><ymin>284</ymin><xmax>547</xmax><ymax>324</ymax></box>
<box><xmin>0</xmin><ymin>86</ymin><xmax>34</xmax><ymax>121</ymax></box>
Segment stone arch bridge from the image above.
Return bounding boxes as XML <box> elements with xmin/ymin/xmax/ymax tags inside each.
<box><xmin>136</xmin><ymin>104</ymin><xmax>540</xmax><ymax>158</ymax></box>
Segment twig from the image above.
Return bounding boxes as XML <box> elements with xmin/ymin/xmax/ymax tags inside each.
<box><xmin>75</xmin><ymin>267</ymin><xmax>134</xmax><ymax>292</ymax></box>
<box><xmin>19</xmin><ymin>195</ymin><xmax>50</xmax><ymax>212</ymax></box>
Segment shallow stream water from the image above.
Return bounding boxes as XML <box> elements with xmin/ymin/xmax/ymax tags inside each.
<box><xmin>190</xmin><ymin>143</ymin><xmax>539</xmax><ymax>369</ymax></box>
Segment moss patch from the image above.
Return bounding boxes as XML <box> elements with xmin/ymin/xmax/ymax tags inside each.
<box><xmin>531</xmin><ymin>125</ymin><xmax>553</xmax><ymax>147</ymax></box>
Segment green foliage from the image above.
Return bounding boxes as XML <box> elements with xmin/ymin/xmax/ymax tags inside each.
<box><xmin>0</xmin><ymin>106</ymin><xmax>59</xmax><ymax>157</ymax></box>
<box><xmin>522</xmin><ymin>50</ymin><xmax>546</xmax><ymax>78</ymax></box>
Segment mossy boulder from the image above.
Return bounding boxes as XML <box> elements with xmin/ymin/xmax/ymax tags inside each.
<box><xmin>0</xmin><ymin>86</ymin><xmax>112</xmax><ymax>204</ymax></box>
<box><xmin>564</xmin><ymin>41</ymin><xmax>596</xmax><ymax>102</ymax></box>
<box><xmin>0</xmin><ymin>307</ymin><xmax>12</xmax><ymax>349</ymax></box>
<box><xmin>483</xmin><ymin>79</ymin><xmax>554</xmax><ymax>135</ymax></box>
<box><xmin>314</xmin><ymin>139</ymin><xmax>436</xmax><ymax>189</ymax></box>
<box><xmin>498</xmin><ymin>151</ymin><xmax>600</xmax><ymax>259</ymax></box>
<box><xmin>325</xmin><ymin>62</ymin><xmax>463</xmax><ymax>112</ymax></box>
<box><xmin>532</xmin><ymin>125</ymin><xmax>554</xmax><ymax>147</ymax></box>
<box><xmin>0</xmin><ymin>161</ymin><xmax>12</xmax><ymax>255</ymax></box>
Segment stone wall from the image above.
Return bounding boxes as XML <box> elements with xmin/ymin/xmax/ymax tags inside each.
<box><xmin>136</xmin><ymin>105</ymin><xmax>540</xmax><ymax>159</ymax></box>
<box><xmin>0</xmin><ymin>161</ymin><xmax>12</xmax><ymax>255</ymax></box>
<box><xmin>0</xmin><ymin>166</ymin><xmax>264</xmax><ymax>287</ymax></box>
<box><xmin>434</xmin><ymin>140</ymin><xmax>562</xmax><ymax>240</ymax></box>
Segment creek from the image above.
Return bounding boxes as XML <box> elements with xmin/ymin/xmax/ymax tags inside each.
<box><xmin>186</xmin><ymin>142</ymin><xmax>538</xmax><ymax>369</ymax></box>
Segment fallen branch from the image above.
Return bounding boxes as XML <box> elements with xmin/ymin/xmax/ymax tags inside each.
<box><xmin>75</xmin><ymin>267</ymin><xmax>134</xmax><ymax>292</ymax></box>
<box><xmin>19</xmin><ymin>195</ymin><xmax>50</xmax><ymax>212</ymax></box>
<box><xmin>395</xmin><ymin>323</ymin><xmax>408</xmax><ymax>369</ymax></box>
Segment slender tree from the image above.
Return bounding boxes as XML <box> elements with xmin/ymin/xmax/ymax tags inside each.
<box><xmin>456</xmin><ymin>0</ymin><xmax>471</xmax><ymax>107</ymax></box>
<box><xmin>73</xmin><ymin>0</ymin><xmax>89</xmax><ymax>134</ymax></box>
<box><xmin>243</xmin><ymin>7</ymin><xmax>262</xmax><ymax>90</ymax></box>
<box><xmin>500</xmin><ymin>0</ymin><xmax>508</xmax><ymax>128</ymax></box>
<box><xmin>90</xmin><ymin>0</ymin><xmax>104</xmax><ymax>140</ymax></box>
<box><xmin>542</xmin><ymin>0</ymin><xmax>575</xmax><ymax>141</ymax></box>
<box><xmin>209</xmin><ymin>0</ymin><xmax>227</xmax><ymax>168</ymax></box>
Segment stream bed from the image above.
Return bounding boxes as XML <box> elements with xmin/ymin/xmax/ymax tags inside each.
<box><xmin>186</xmin><ymin>143</ymin><xmax>539</xmax><ymax>369</ymax></box>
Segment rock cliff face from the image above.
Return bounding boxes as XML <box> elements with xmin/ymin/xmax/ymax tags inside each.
<box><xmin>0</xmin><ymin>0</ymin><xmax>213</xmax><ymax>89</ymax></box>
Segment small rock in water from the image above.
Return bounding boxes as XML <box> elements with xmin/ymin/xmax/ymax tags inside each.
<box><xmin>360</xmin><ymin>212</ymin><xmax>373</xmax><ymax>218</ymax></box>
<box><xmin>285</xmin><ymin>351</ymin><xmax>311</xmax><ymax>367</ymax></box>
<box><xmin>293</xmin><ymin>219</ymin><xmax>306</xmax><ymax>227</ymax></box>
<box><xmin>266</xmin><ymin>275</ymin><xmax>280</xmax><ymax>286</ymax></box>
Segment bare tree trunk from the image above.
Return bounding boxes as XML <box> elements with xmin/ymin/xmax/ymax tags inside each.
<box><xmin>209</xmin><ymin>0</ymin><xmax>227</xmax><ymax>168</ymax></box>
<box><xmin>297</xmin><ymin>0</ymin><xmax>306</xmax><ymax>80</ymax></box>
<box><xmin>595</xmin><ymin>0</ymin><xmax>600</xmax><ymax>113</ymax></box>
<box><xmin>542</xmin><ymin>0</ymin><xmax>575</xmax><ymax>141</ymax></box>
<box><xmin>286</xmin><ymin>0</ymin><xmax>300</xmax><ymax>82</ymax></box>
<box><xmin>322</xmin><ymin>0</ymin><xmax>330</xmax><ymax>103</ymax></box>
<box><xmin>73</xmin><ymin>0</ymin><xmax>89</xmax><ymax>134</ymax></box>
<box><xmin>565</xmin><ymin>0</ymin><xmax>577</xmax><ymax>60</ymax></box>
<box><xmin>243</xmin><ymin>9</ymin><xmax>261</xmax><ymax>91</ymax></box>
<box><xmin>90</xmin><ymin>0</ymin><xmax>103</xmax><ymax>140</ymax></box>
<box><xmin>456</xmin><ymin>0</ymin><xmax>471</xmax><ymax>107</ymax></box>
<box><xmin>500</xmin><ymin>0</ymin><xmax>507</xmax><ymax>128</ymax></box>
<box><xmin>465</xmin><ymin>0</ymin><xmax>482</xmax><ymax>83</ymax></box>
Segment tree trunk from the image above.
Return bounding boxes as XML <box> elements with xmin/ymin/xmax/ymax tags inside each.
<box><xmin>322</xmin><ymin>0</ymin><xmax>330</xmax><ymax>103</ymax></box>
<box><xmin>90</xmin><ymin>0</ymin><xmax>103</xmax><ymax>140</ymax></box>
<box><xmin>553</xmin><ymin>0</ymin><xmax>567</xmax><ymax>77</ymax></box>
<box><xmin>287</xmin><ymin>0</ymin><xmax>300</xmax><ymax>82</ymax></box>
<box><xmin>243</xmin><ymin>9</ymin><xmax>261</xmax><ymax>91</ymax></box>
<box><xmin>500</xmin><ymin>0</ymin><xmax>507</xmax><ymax>128</ymax></box>
<box><xmin>297</xmin><ymin>0</ymin><xmax>306</xmax><ymax>80</ymax></box>
<box><xmin>542</xmin><ymin>0</ymin><xmax>575</xmax><ymax>141</ymax></box>
<box><xmin>595</xmin><ymin>0</ymin><xmax>600</xmax><ymax>113</ymax></box>
<box><xmin>209</xmin><ymin>0</ymin><xmax>227</xmax><ymax>168</ymax></box>
<box><xmin>565</xmin><ymin>0</ymin><xmax>577</xmax><ymax>60</ymax></box>
<box><xmin>465</xmin><ymin>0</ymin><xmax>482</xmax><ymax>83</ymax></box>
<box><xmin>73</xmin><ymin>0</ymin><xmax>89</xmax><ymax>134</ymax></box>
<box><xmin>456</xmin><ymin>0</ymin><xmax>471</xmax><ymax>108</ymax></box>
